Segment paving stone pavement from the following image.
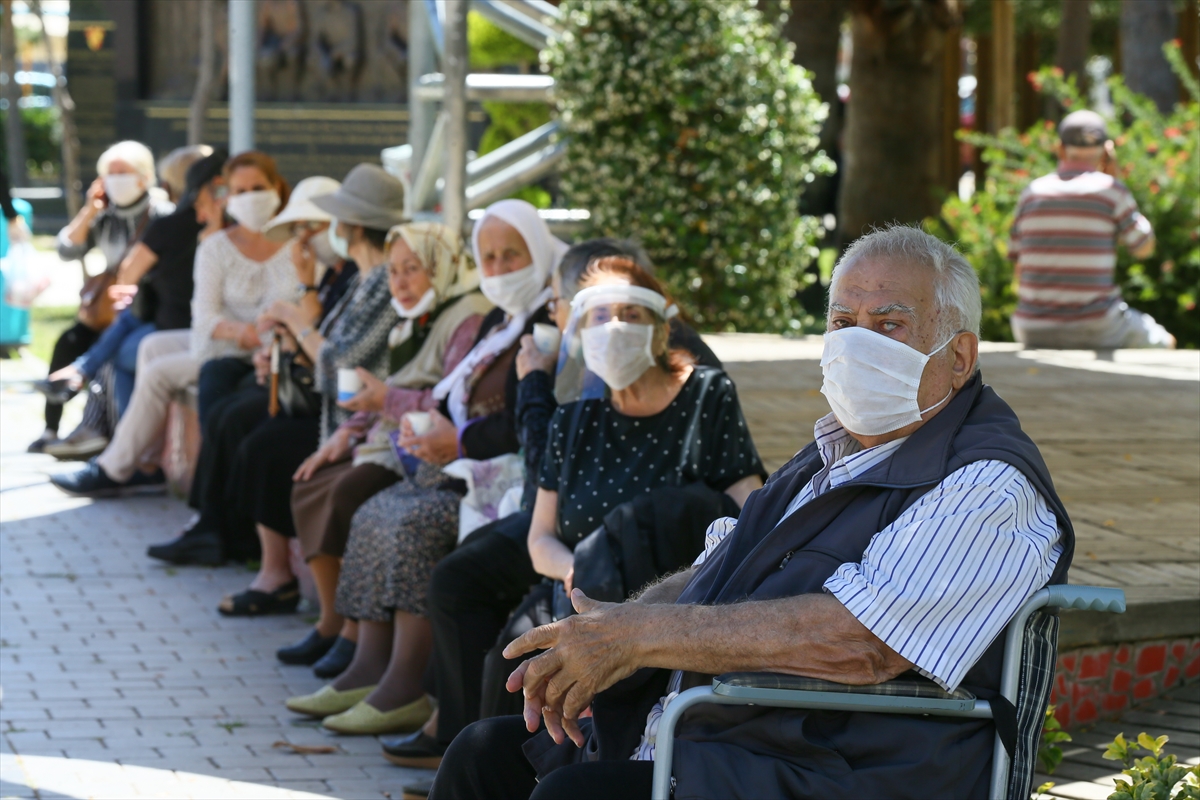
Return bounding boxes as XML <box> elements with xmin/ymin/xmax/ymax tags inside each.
<box><xmin>1</xmin><ymin>355</ymin><xmax>426</xmax><ymax>799</ymax></box>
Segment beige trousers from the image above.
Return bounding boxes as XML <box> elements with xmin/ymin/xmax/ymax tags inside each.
<box><xmin>97</xmin><ymin>330</ymin><xmax>198</xmax><ymax>483</ymax></box>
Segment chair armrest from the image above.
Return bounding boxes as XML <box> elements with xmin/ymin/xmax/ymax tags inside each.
<box><xmin>712</xmin><ymin>672</ymin><xmax>986</xmax><ymax>716</ymax></box>
<box><xmin>1043</xmin><ymin>585</ymin><xmax>1126</xmax><ymax>613</ymax></box>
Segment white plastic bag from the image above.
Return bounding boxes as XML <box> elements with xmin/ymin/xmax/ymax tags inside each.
<box><xmin>442</xmin><ymin>453</ymin><xmax>525</xmax><ymax>543</ymax></box>
<box><xmin>1</xmin><ymin>240</ymin><xmax>50</xmax><ymax>308</ymax></box>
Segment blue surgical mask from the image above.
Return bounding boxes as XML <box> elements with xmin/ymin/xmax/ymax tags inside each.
<box><xmin>328</xmin><ymin>219</ymin><xmax>351</xmax><ymax>260</ymax></box>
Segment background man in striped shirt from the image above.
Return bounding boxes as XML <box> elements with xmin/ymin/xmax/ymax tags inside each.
<box><xmin>1008</xmin><ymin>109</ymin><xmax>1175</xmax><ymax>349</ymax></box>
<box><xmin>430</xmin><ymin>227</ymin><xmax>1073</xmax><ymax>800</ymax></box>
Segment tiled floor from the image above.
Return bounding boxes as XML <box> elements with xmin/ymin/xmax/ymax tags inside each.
<box><xmin>1</xmin><ymin>353</ymin><xmax>422</xmax><ymax>798</ymax></box>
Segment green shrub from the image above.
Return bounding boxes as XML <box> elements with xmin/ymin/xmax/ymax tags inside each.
<box><xmin>1102</xmin><ymin>732</ymin><xmax>1200</xmax><ymax>800</ymax></box>
<box><xmin>0</xmin><ymin>106</ymin><xmax>62</xmax><ymax>181</ymax></box>
<box><xmin>544</xmin><ymin>0</ymin><xmax>831</xmax><ymax>332</ymax></box>
<box><xmin>929</xmin><ymin>42</ymin><xmax>1200</xmax><ymax>347</ymax></box>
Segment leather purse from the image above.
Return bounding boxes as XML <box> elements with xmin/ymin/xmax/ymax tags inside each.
<box><xmin>275</xmin><ymin>350</ymin><xmax>321</xmax><ymax>418</ymax></box>
<box><xmin>77</xmin><ymin>270</ymin><xmax>117</xmax><ymax>330</ymax></box>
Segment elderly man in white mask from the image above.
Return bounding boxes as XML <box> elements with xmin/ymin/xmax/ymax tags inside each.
<box><xmin>430</xmin><ymin>226</ymin><xmax>1075</xmax><ymax>800</ymax></box>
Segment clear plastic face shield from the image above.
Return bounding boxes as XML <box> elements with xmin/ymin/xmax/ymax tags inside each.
<box><xmin>554</xmin><ymin>282</ymin><xmax>677</xmax><ymax>403</ymax></box>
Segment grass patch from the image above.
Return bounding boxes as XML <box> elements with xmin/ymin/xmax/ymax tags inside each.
<box><xmin>28</xmin><ymin>305</ymin><xmax>78</xmax><ymax>365</ymax></box>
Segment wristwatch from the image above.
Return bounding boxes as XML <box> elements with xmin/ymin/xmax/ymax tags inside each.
<box><xmin>300</xmin><ymin>284</ymin><xmax>319</xmax><ymax>293</ymax></box>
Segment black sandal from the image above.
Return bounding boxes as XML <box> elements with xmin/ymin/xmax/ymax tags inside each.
<box><xmin>218</xmin><ymin>579</ymin><xmax>301</xmax><ymax>617</ymax></box>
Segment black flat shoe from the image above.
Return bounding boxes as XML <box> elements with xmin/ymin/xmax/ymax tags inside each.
<box><xmin>32</xmin><ymin>378</ymin><xmax>78</xmax><ymax>405</ymax></box>
<box><xmin>277</xmin><ymin>629</ymin><xmax>338</xmax><ymax>665</ymax></box>
<box><xmin>381</xmin><ymin>729</ymin><xmax>446</xmax><ymax>769</ymax></box>
<box><xmin>218</xmin><ymin>579</ymin><xmax>300</xmax><ymax>617</ymax></box>
<box><xmin>312</xmin><ymin>636</ymin><xmax>356</xmax><ymax>678</ymax></box>
<box><xmin>147</xmin><ymin>529</ymin><xmax>224</xmax><ymax>566</ymax></box>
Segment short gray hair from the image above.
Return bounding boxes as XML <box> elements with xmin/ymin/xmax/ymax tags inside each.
<box><xmin>828</xmin><ymin>225</ymin><xmax>981</xmax><ymax>342</ymax></box>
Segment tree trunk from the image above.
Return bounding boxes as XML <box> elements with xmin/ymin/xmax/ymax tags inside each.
<box><xmin>782</xmin><ymin>0</ymin><xmax>845</xmax><ymax>217</ymax></box>
<box><xmin>30</xmin><ymin>0</ymin><xmax>80</xmax><ymax>215</ymax></box>
<box><xmin>839</xmin><ymin>1</ymin><xmax>955</xmax><ymax>242</ymax></box>
<box><xmin>1</xmin><ymin>0</ymin><xmax>27</xmax><ymax>187</ymax></box>
<box><xmin>188</xmin><ymin>0</ymin><xmax>216</xmax><ymax>146</ymax></box>
<box><xmin>1055</xmin><ymin>0</ymin><xmax>1092</xmax><ymax>84</ymax></box>
<box><xmin>1120</xmin><ymin>0</ymin><xmax>1178</xmax><ymax>112</ymax></box>
<box><xmin>991</xmin><ymin>0</ymin><xmax>1015</xmax><ymax>131</ymax></box>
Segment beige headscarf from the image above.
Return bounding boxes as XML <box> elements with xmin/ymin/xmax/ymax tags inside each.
<box><xmin>382</xmin><ymin>222</ymin><xmax>493</xmax><ymax>389</ymax></box>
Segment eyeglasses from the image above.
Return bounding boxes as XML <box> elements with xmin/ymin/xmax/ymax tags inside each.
<box><xmin>292</xmin><ymin>221</ymin><xmax>326</xmax><ymax>233</ymax></box>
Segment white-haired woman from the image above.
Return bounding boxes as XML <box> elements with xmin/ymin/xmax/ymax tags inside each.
<box><xmin>29</xmin><ymin>140</ymin><xmax>173</xmax><ymax>454</ymax></box>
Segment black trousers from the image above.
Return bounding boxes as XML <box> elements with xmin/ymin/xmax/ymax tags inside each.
<box><xmin>427</xmin><ymin>512</ymin><xmax>540</xmax><ymax>746</ymax></box>
<box><xmin>231</xmin><ymin>414</ymin><xmax>320</xmax><ymax>539</ymax></box>
<box><xmin>196</xmin><ymin>356</ymin><xmax>255</xmax><ymax>435</ymax></box>
<box><xmin>429</xmin><ymin>716</ymin><xmax>652</xmax><ymax>800</ymax></box>
<box><xmin>187</xmin><ymin>384</ymin><xmax>269</xmax><ymax>559</ymax></box>
<box><xmin>45</xmin><ymin>322</ymin><xmax>99</xmax><ymax>431</ymax></box>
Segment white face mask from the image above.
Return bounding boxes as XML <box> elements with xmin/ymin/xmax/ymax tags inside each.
<box><xmin>480</xmin><ymin>263</ymin><xmax>544</xmax><ymax>317</ymax></box>
<box><xmin>310</xmin><ymin>231</ymin><xmax>339</xmax><ymax>266</ymax></box>
<box><xmin>391</xmin><ymin>287</ymin><xmax>437</xmax><ymax>319</ymax></box>
<box><xmin>328</xmin><ymin>220</ymin><xmax>351</xmax><ymax>260</ymax></box>
<box><xmin>820</xmin><ymin>326</ymin><xmax>955</xmax><ymax>436</ymax></box>
<box><xmin>580</xmin><ymin>321</ymin><xmax>656</xmax><ymax>391</ymax></box>
<box><xmin>225</xmin><ymin>189</ymin><xmax>281</xmax><ymax>233</ymax></box>
<box><xmin>103</xmin><ymin>174</ymin><xmax>144</xmax><ymax>207</ymax></box>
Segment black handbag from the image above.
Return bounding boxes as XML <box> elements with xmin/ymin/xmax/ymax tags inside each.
<box><xmin>276</xmin><ymin>351</ymin><xmax>321</xmax><ymax>417</ymax></box>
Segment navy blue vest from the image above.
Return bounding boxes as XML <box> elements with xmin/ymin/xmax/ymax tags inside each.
<box><xmin>604</xmin><ymin>373</ymin><xmax>1074</xmax><ymax>799</ymax></box>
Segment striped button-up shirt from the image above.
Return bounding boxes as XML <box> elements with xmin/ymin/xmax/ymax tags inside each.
<box><xmin>633</xmin><ymin>413</ymin><xmax>1062</xmax><ymax>761</ymax></box>
<box><xmin>1009</xmin><ymin>164</ymin><xmax>1152</xmax><ymax>325</ymax></box>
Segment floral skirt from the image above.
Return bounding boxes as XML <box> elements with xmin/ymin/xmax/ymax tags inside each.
<box><xmin>334</xmin><ymin>461</ymin><xmax>463</xmax><ymax>622</ymax></box>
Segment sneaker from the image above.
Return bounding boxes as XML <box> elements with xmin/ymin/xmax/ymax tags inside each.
<box><xmin>43</xmin><ymin>425</ymin><xmax>108</xmax><ymax>461</ymax></box>
<box><xmin>50</xmin><ymin>461</ymin><xmax>166</xmax><ymax>498</ymax></box>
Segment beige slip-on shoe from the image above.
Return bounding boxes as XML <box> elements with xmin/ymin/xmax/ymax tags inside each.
<box><xmin>285</xmin><ymin>684</ymin><xmax>376</xmax><ymax>718</ymax></box>
<box><xmin>321</xmin><ymin>694</ymin><xmax>434</xmax><ymax>736</ymax></box>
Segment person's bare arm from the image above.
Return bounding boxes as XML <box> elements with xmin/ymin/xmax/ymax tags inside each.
<box><xmin>1130</xmin><ymin>231</ymin><xmax>1156</xmax><ymax>260</ymax></box>
<box><xmin>527</xmin><ymin>488</ymin><xmax>575</xmax><ymax>585</ymax></box>
<box><xmin>505</xmin><ymin>589</ymin><xmax>911</xmax><ymax>745</ymax></box>
<box><xmin>724</xmin><ymin>474</ymin><xmax>761</xmax><ymax>509</ymax></box>
<box><xmin>631</xmin><ymin>567</ymin><xmax>694</xmax><ymax>604</ymax></box>
<box><xmin>115</xmin><ymin>242</ymin><xmax>159</xmax><ymax>285</ymax></box>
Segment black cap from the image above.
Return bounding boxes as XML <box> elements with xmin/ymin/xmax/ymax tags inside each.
<box><xmin>180</xmin><ymin>148</ymin><xmax>229</xmax><ymax>207</ymax></box>
<box><xmin>1058</xmin><ymin>110</ymin><xmax>1109</xmax><ymax>147</ymax></box>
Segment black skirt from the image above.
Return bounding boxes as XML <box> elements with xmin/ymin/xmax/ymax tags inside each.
<box><xmin>230</xmin><ymin>414</ymin><xmax>320</xmax><ymax>538</ymax></box>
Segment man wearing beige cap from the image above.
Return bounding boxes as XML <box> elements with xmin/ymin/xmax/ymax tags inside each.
<box><xmin>1008</xmin><ymin>109</ymin><xmax>1174</xmax><ymax>349</ymax></box>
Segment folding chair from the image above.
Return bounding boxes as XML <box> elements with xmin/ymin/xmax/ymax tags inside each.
<box><xmin>651</xmin><ymin>585</ymin><xmax>1126</xmax><ymax>800</ymax></box>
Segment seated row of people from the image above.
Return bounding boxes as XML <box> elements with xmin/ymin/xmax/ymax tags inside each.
<box><xmin>43</xmin><ymin>142</ymin><xmax>1074</xmax><ymax>800</ymax></box>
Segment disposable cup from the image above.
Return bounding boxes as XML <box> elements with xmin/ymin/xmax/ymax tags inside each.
<box><xmin>405</xmin><ymin>411</ymin><xmax>433</xmax><ymax>436</ymax></box>
<box><xmin>337</xmin><ymin>368</ymin><xmax>362</xmax><ymax>402</ymax></box>
<box><xmin>533</xmin><ymin>323</ymin><xmax>562</xmax><ymax>355</ymax></box>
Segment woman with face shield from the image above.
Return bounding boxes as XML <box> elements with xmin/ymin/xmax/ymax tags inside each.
<box><xmin>525</xmin><ymin>257</ymin><xmax>765</xmax><ymax>612</ymax></box>
<box><xmin>281</xmin><ymin>200</ymin><xmax>564</xmax><ymax>736</ymax></box>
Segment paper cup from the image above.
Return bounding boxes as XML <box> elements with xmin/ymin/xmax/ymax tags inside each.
<box><xmin>533</xmin><ymin>323</ymin><xmax>562</xmax><ymax>355</ymax></box>
<box><xmin>337</xmin><ymin>368</ymin><xmax>362</xmax><ymax>403</ymax></box>
<box><xmin>405</xmin><ymin>411</ymin><xmax>433</xmax><ymax>436</ymax></box>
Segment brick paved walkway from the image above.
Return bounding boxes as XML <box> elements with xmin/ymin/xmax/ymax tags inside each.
<box><xmin>1</xmin><ymin>340</ymin><xmax>1196</xmax><ymax>799</ymax></box>
<box><xmin>1</xmin><ymin>355</ymin><xmax>418</xmax><ymax>798</ymax></box>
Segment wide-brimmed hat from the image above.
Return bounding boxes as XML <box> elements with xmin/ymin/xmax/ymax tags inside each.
<box><xmin>311</xmin><ymin>163</ymin><xmax>407</xmax><ymax>231</ymax></box>
<box><xmin>262</xmin><ymin>176</ymin><xmax>341</xmax><ymax>242</ymax></box>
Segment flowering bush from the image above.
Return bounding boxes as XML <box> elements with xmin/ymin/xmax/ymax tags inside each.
<box><xmin>544</xmin><ymin>0</ymin><xmax>832</xmax><ymax>332</ymax></box>
<box><xmin>929</xmin><ymin>42</ymin><xmax>1200</xmax><ymax>346</ymax></box>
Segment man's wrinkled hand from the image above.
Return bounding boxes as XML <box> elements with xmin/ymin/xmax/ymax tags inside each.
<box><xmin>503</xmin><ymin>590</ymin><xmax>644</xmax><ymax>747</ymax></box>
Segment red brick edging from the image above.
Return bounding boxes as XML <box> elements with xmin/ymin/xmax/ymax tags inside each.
<box><xmin>1052</xmin><ymin>636</ymin><xmax>1200</xmax><ymax>729</ymax></box>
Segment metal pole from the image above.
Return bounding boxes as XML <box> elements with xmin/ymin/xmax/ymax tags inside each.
<box><xmin>228</xmin><ymin>0</ymin><xmax>256</xmax><ymax>153</ymax></box>
<box><xmin>442</xmin><ymin>0</ymin><xmax>469</xmax><ymax>234</ymax></box>
<box><xmin>408</xmin><ymin>0</ymin><xmax>437</xmax><ymax>213</ymax></box>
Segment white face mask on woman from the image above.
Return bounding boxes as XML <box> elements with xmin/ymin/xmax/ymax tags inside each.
<box><xmin>103</xmin><ymin>174</ymin><xmax>144</xmax><ymax>207</ymax></box>
<box><xmin>580</xmin><ymin>320</ymin><xmax>656</xmax><ymax>391</ymax></box>
<box><xmin>480</xmin><ymin>263</ymin><xmax>545</xmax><ymax>317</ymax></box>
<box><xmin>820</xmin><ymin>326</ymin><xmax>955</xmax><ymax>436</ymax></box>
<box><xmin>225</xmin><ymin>189</ymin><xmax>281</xmax><ymax>233</ymax></box>
<box><xmin>310</xmin><ymin>231</ymin><xmax>339</xmax><ymax>266</ymax></box>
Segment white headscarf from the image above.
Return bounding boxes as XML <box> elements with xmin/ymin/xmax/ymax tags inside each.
<box><xmin>470</xmin><ymin>199</ymin><xmax>569</xmax><ymax>310</ymax></box>
<box><xmin>434</xmin><ymin>201</ymin><xmax>567</xmax><ymax>427</ymax></box>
